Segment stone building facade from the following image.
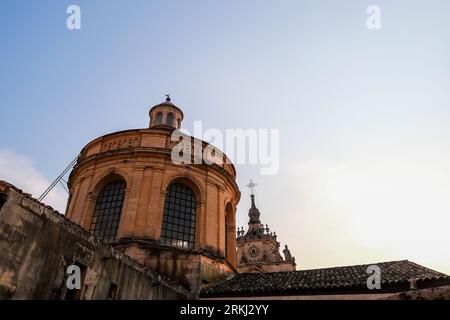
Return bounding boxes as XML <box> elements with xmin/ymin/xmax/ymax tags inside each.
<box><xmin>1</xmin><ymin>97</ymin><xmax>449</xmax><ymax>300</ymax></box>
<box><xmin>64</xmin><ymin>97</ymin><xmax>240</xmax><ymax>297</ymax></box>
<box><xmin>2</xmin><ymin>179</ymin><xmax>449</xmax><ymax>300</ymax></box>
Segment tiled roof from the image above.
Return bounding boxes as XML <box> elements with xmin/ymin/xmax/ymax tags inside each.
<box><xmin>201</xmin><ymin>260</ymin><xmax>450</xmax><ymax>297</ymax></box>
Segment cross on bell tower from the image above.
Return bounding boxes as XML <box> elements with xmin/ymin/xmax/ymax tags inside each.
<box><xmin>246</xmin><ymin>179</ymin><xmax>258</xmax><ymax>195</ymax></box>
<box><xmin>246</xmin><ymin>179</ymin><xmax>258</xmax><ymax>210</ymax></box>
<box><xmin>245</xmin><ymin>179</ymin><xmax>261</xmax><ymax>225</ymax></box>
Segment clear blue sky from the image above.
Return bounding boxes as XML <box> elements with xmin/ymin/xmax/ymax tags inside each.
<box><xmin>1</xmin><ymin>0</ymin><xmax>450</xmax><ymax>273</ymax></box>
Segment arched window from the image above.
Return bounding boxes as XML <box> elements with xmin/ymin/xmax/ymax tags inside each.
<box><xmin>166</xmin><ymin>112</ymin><xmax>174</xmax><ymax>126</ymax></box>
<box><xmin>89</xmin><ymin>180</ymin><xmax>126</xmax><ymax>243</ymax></box>
<box><xmin>224</xmin><ymin>203</ymin><xmax>234</xmax><ymax>261</ymax></box>
<box><xmin>161</xmin><ymin>182</ymin><xmax>197</xmax><ymax>249</ymax></box>
<box><xmin>156</xmin><ymin>112</ymin><xmax>163</xmax><ymax>125</ymax></box>
<box><xmin>177</xmin><ymin>118</ymin><xmax>181</xmax><ymax>128</ymax></box>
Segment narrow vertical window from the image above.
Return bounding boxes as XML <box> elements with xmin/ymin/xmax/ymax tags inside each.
<box><xmin>166</xmin><ymin>112</ymin><xmax>174</xmax><ymax>126</ymax></box>
<box><xmin>108</xmin><ymin>283</ymin><xmax>118</xmax><ymax>300</ymax></box>
<box><xmin>160</xmin><ymin>183</ymin><xmax>197</xmax><ymax>249</ymax></box>
<box><xmin>156</xmin><ymin>112</ymin><xmax>163</xmax><ymax>125</ymax></box>
<box><xmin>224</xmin><ymin>204</ymin><xmax>234</xmax><ymax>261</ymax></box>
<box><xmin>225</xmin><ymin>214</ymin><xmax>228</xmax><ymax>258</ymax></box>
<box><xmin>90</xmin><ymin>180</ymin><xmax>125</xmax><ymax>243</ymax></box>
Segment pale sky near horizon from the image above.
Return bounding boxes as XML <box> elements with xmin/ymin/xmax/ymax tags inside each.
<box><xmin>1</xmin><ymin>1</ymin><xmax>450</xmax><ymax>274</ymax></box>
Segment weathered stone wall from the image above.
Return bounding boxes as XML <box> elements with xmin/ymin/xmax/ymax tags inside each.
<box><xmin>0</xmin><ymin>181</ymin><xmax>188</xmax><ymax>300</ymax></box>
<box><xmin>118</xmin><ymin>243</ymin><xmax>234</xmax><ymax>297</ymax></box>
<box><xmin>382</xmin><ymin>285</ymin><xmax>450</xmax><ymax>300</ymax></box>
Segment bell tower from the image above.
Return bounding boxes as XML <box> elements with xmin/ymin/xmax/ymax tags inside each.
<box><xmin>236</xmin><ymin>180</ymin><xmax>296</xmax><ymax>273</ymax></box>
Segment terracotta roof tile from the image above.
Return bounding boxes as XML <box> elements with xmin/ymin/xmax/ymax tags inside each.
<box><xmin>201</xmin><ymin>260</ymin><xmax>450</xmax><ymax>297</ymax></box>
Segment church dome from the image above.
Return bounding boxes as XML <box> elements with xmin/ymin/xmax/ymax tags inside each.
<box><xmin>65</xmin><ymin>97</ymin><xmax>240</xmax><ymax>295</ymax></box>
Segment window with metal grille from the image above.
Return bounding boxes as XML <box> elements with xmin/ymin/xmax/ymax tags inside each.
<box><xmin>160</xmin><ymin>183</ymin><xmax>196</xmax><ymax>249</ymax></box>
<box><xmin>89</xmin><ymin>180</ymin><xmax>125</xmax><ymax>243</ymax></box>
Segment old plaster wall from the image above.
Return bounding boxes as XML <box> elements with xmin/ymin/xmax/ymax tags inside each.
<box><xmin>0</xmin><ymin>181</ymin><xmax>188</xmax><ymax>300</ymax></box>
